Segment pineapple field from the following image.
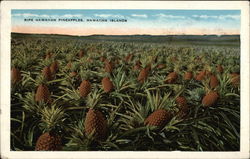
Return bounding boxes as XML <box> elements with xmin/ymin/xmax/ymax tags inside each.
<box><xmin>11</xmin><ymin>33</ymin><xmax>240</xmax><ymax>151</ymax></box>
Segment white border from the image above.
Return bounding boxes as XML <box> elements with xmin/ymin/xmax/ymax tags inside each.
<box><xmin>1</xmin><ymin>1</ymin><xmax>249</xmax><ymax>159</ymax></box>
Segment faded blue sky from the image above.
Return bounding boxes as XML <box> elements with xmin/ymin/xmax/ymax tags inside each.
<box><xmin>12</xmin><ymin>9</ymin><xmax>241</xmax><ymax>35</ymax></box>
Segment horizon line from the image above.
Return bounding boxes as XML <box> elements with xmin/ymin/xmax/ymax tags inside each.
<box><xmin>11</xmin><ymin>32</ymin><xmax>240</xmax><ymax>36</ymax></box>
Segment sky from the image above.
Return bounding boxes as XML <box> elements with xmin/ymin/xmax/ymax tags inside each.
<box><xmin>11</xmin><ymin>9</ymin><xmax>241</xmax><ymax>35</ymax></box>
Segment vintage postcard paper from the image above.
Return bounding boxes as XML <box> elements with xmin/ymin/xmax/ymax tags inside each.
<box><xmin>1</xmin><ymin>1</ymin><xmax>249</xmax><ymax>159</ymax></box>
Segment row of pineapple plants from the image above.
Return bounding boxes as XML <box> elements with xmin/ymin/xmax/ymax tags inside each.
<box><xmin>11</xmin><ymin>36</ymin><xmax>240</xmax><ymax>151</ymax></box>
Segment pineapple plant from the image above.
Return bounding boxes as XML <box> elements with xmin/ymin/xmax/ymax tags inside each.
<box><xmin>184</xmin><ymin>64</ymin><xmax>194</xmax><ymax>80</ymax></box>
<box><xmin>165</xmin><ymin>66</ymin><xmax>179</xmax><ymax>84</ymax></box>
<box><xmin>102</xmin><ymin>76</ymin><xmax>114</xmax><ymax>93</ymax></box>
<box><xmin>84</xmin><ymin>91</ymin><xmax>108</xmax><ymax>140</ymax></box>
<box><xmin>35</xmin><ymin>105</ymin><xmax>65</xmax><ymax>151</ymax></box>
<box><xmin>69</xmin><ymin>62</ymin><xmax>80</xmax><ymax>78</ymax></box>
<box><xmin>144</xmin><ymin>90</ymin><xmax>173</xmax><ymax>129</ymax></box>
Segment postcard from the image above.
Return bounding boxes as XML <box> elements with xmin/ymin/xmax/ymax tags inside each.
<box><xmin>1</xmin><ymin>1</ymin><xmax>249</xmax><ymax>159</ymax></box>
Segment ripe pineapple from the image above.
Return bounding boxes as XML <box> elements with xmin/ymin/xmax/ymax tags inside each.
<box><xmin>66</xmin><ymin>61</ymin><xmax>72</xmax><ymax>69</ymax></box>
<box><xmin>42</xmin><ymin>66</ymin><xmax>53</xmax><ymax>81</ymax></box>
<box><xmin>79</xmin><ymin>49</ymin><xmax>85</xmax><ymax>58</ymax></box>
<box><xmin>102</xmin><ymin>77</ymin><xmax>114</xmax><ymax>93</ymax></box>
<box><xmin>11</xmin><ymin>67</ymin><xmax>22</xmax><ymax>84</ymax></box>
<box><xmin>84</xmin><ymin>108</ymin><xmax>107</xmax><ymax>140</ymax></box>
<box><xmin>165</xmin><ymin>65</ymin><xmax>180</xmax><ymax>84</ymax></box>
<box><xmin>133</xmin><ymin>64</ymin><xmax>141</xmax><ymax>71</ymax></box>
<box><xmin>35</xmin><ymin>84</ymin><xmax>51</xmax><ymax>103</ymax></box>
<box><xmin>184</xmin><ymin>72</ymin><xmax>193</xmax><ymax>80</ymax></box>
<box><xmin>184</xmin><ymin>64</ymin><xmax>194</xmax><ymax>80</ymax></box>
<box><xmin>210</xmin><ymin>74</ymin><xmax>219</xmax><ymax>89</ymax></box>
<box><xmin>35</xmin><ymin>132</ymin><xmax>62</xmax><ymax>151</ymax></box>
<box><xmin>202</xmin><ymin>91</ymin><xmax>219</xmax><ymax>107</ymax></box>
<box><xmin>100</xmin><ymin>56</ymin><xmax>106</xmax><ymax>62</ymax></box>
<box><xmin>156</xmin><ymin>64</ymin><xmax>165</xmax><ymax>69</ymax></box>
<box><xmin>165</xmin><ymin>72</ymin><xmax>178</xmax><ymax>84</ymax></box>
<box><xmin>137</xmin><ymin>67</ymin><xmax>149</xmax><ymax>83</ymax></box>
<box><xmin>79</xmin><ymin>80</ymin><xmax>91</xmax><ymax>97</ymax></box>
<box><xmin>50</xmin><ymin>61</ymin><xmax>59</xmax><ymax>75</ymax></box>
<box><xmin>104</xmin><ymin>60</ymin><xmax>113</xmax><ymax>73</ymax></box>
<box><xmin>176</xmin><ymin>96</ymin><xmax>188</xmax><ymax>111</ymax></box>
<box><xmin>217</xmin><ymin>65</ymin><xmax>224</xmax><ymax>73</ymax></box>
<box><xmin>45</xmin><ymin>52</ymin><xmax>53</xmax><ymax>59</ymax></box>
<box><xmin>70</xmin><ymin>71</ymin><xmax>78</xmax><ymax>77</ymax></box>
<box><xmin>195</xmin><ymin>71</ymin><xmax>206</xmax><ymax>81</ymax></box>
<box><xmin>230</xmin><ymin>73</ymin><xmax>240</xmax><ymax>86</ymax></box>
<box><xmin>125</xmin><ymin>53</ymin><xmax>133</xmax><ymax>63</ymax></box>
<box><xmin>144</xmin><ymin>109</ymin><xmax>172</xmax><ymax>128</ymax></box>
<box><xmin>176</xmin><ymin>96</ymin><xmax>188</xmax><ymax>118</ymax></box>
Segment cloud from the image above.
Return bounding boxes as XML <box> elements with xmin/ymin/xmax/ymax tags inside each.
<box><xmin>12</xmin><ymin>13</ymin><xmax>83</xmax><ymax>18</ymax></box>
<box><xmin>131</xmin><ymin>14</ymin><xmax>148</xmax><ymax>18</ymax></box>
<box><xmin>94</xmin><ymin>14</ymin><xmax>124</xmax><ymax>18</ymax></box>
<box><xmin>61</xmin><ymin>14</ymin><xmax>82</xmax><ymax>18</ymax></box>
<box><xmin>12</xmin><ymin>13</ymin><xmax>39</xmax><ymax>17</ymax></box>
<box><xmin>154</xmin><ymin>13</ymin><xmax>185</xmax><ymax>19</ymax></box>
<box><xmin>192</xmin><ymin>14</ymin><xmax>240</xmax><ymax>20</ymax></box>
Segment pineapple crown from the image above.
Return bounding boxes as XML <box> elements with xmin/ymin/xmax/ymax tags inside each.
<box><xmin>146</xmin><ymin>89</ymin><xmax>172</xmax><ymax>112</ymax></box>
<box><xmin>11</xmin><ymin>59</ymin><xmax>22</xmax><ymax>69</ymax></box>
<box><xmin>35</xmin><ymin>75</ymin><xmax>50</xmax><ymax>86</ymax></box>
<box><xmin>79</xmin><ymin>69</ymin><xmax>93</xmax><ymax>81</ymax></box>
<box><xmin>38</xmin><ymin>104</ymin><xmax>66</xmax><ymax>133</ymax></box>
<box><xmin>66</xmin><ymin>53</ymin><xmax>74</xmax><ymax>62</ymax></box>
<box><xmin>41</xmin><ymin>58</ymin><xmax>53</xmax><ymax>68</ymax></box>
<box><xmin>86</xmin><ymin>89</ymin><xmax>103</xmax><ymax>109</ymax></box>
<box><xmin>172</xmin><ymin>85</ymin><xmax>185</xmax><ymax>97</ymax></box>
<box><xmin>70</xmin><ymin>62</ymin><xmax>80</xmax><ymax>72</ymax></box>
